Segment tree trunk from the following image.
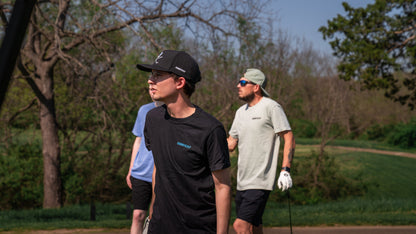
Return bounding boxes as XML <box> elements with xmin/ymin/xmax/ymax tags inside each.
<box><xmin>39</xmin><ymin>69</ymin><xmax>62</xmax><ymax>209</ymax></box>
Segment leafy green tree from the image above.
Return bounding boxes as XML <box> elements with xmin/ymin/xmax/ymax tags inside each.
<box><xmin>319</xmin><ymin>0</ymin><xmax>416</xmax><ymax>109</ymax></box>
<box><xmin>1</xmin><ymin>0</ymin><xmax>269</xmax><ymax>208</ymax></box>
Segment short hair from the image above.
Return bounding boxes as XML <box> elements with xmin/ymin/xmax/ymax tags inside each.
<box><xmin>260</xmin><ymin>89</ymin><xmax>267</xmax><ymax>97</ymax></box>
<box><xmin>173</xmin><ymin>74</ymin><xmax>195</xmax><ymax>97</ymax></box>
<box><xmin>183</xmin><ymin>81</ymin><xmax>195</xmax><ymax>97</ymax></box>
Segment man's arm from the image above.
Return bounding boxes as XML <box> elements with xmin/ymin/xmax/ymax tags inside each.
<box><xmin>126</xmin><ymin>137</ymin><xmax>141</xmax><ymax>189</ymax></box>
<box><xmin>212</xmin><ymin>167</ymin><xmax>231</xmax><ymax>234</ymax></box>
<box><xmin>149</xmin><ymin>164</ymin><xmax>156</xmax><ymax>219</ymax></box>
<box><xmin>227</xmin><ymin>136</ymin><xmax>238</xmax><ymax>152</ymax></box>
<box><xmin>278</xmin><ymin>130</ymin><xmax>295</xmax><ymax>169</ymax></box>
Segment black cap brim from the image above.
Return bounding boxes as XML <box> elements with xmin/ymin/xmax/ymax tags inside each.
<box><xmin>136</xmin><ymin>64</ymin><xmax>171</xmax><ymax>73</ymax></box>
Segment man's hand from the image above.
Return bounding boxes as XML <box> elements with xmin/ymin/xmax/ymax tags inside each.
<box><xmin>227</xmin><ymin>136</ymin><xmax>238</xmax><ymax>152</ymax></box>
<box><xmin>126</xmin><ymin>173</ymin><xmax>132</xmax><ymax>189</ymax></box>
<box><xmin>277</xmin><ymin>171</ymin><xmax>292</xmax><ymax>191</ymax></box>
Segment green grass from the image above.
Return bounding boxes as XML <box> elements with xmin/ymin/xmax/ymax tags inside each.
<box><xmin>339</xmin><ymin>152</ymin><xmax>416</xmax><ymax>199</ymax></box>
<box><xmin>258</xmin><ymin>147</ymin><xmax>416</xmax><ymax>227</ymax></box>
<box><xmin>262</xmin><ymin>198</ymin><xmax>416</xmax><ymax>227</ymax></box>
<box><xmin>293</xmin><ymin>144</ymin><xmax>416</xmax><ymax>199</ymax></box>
<box><xmin>0</xmin><ymin>204</ymin><xmax>131</xmax><ymax>231</ymax></box>
<box><xmin>2</xmin><ymin>198</ymin><xmax>415</xmax><ymax>231</ymax></box>
<box><xmin>1</xmin><ymin>143</ymin><xmax>416</xmax><ymax>231</ymax></box>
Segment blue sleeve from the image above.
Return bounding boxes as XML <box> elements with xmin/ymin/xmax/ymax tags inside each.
<box><xmin>132</xmin><ymin>103</ymin><xmax>153</xmax><ymax>137</ymax></box>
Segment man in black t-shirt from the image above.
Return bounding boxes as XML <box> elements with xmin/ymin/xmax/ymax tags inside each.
<box><xmin>137</xmin><ymin>50</ymin><xmax>231</xmax><ymax>234</ymax></box>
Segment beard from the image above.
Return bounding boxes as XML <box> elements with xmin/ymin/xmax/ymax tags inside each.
<box><xmin>239</xmin><ymin>92</ymin><xmax>255</xmax><ymax>102</ymax></box>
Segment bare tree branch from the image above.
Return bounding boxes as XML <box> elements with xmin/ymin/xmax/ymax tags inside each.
<box><xmin>8</xmin><ymin>98</ymin><xmax>37</xmax><ymax>124</ymax></box>
<box><xmin>139</xmin><ymin>22</ymin><xmax>163</xmax><ymax>51</ymax></box>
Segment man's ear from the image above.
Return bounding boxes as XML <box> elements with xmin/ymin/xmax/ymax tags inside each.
<box><xmin>254</xmin><ymin>84</ymin><xmax>261</xmax><ymax>94</ymax></box>
<box><xmin>175</xmin><ymin>76</ymin><xmax>186</xmax><ymax>90</ymax></box>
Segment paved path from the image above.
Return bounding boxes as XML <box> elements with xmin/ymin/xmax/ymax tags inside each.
<box><xmin>305</xmin><ymin>145</ymin><xmax>416</xmax><ymax>159</ymax></box>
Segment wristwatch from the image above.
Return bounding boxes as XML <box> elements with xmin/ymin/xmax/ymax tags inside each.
<box><xmin>281</xmin><ymin>167</ymin><xmax>291</xmax><ymax>173</ymax></box>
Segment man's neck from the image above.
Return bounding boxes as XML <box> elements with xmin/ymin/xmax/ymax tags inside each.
<box><xmin>166</xmin><ymin>95</ymin><xmax>195</xmax><ymax>118</ymax></box>
<box><xmin>154</xmin><ymin>101</ymin><xmax>163</xmax><ymax>107</ymax></box>
<box><xmin>247</xmin><ymin>95</ymin><xmax>263</xmax><ymax>107</ymax></box>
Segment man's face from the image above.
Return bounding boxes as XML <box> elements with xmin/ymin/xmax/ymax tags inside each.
<box><xmin>237</xmin><ymin>77</ymin><xmax>256</xmax><ymax>102</ymax></box>
<box><xmin>148</xmin><ymin>70</ymin><xmax>177</xmax><ymax>102</ymax></box>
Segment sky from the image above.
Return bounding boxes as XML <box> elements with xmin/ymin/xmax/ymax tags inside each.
<box><xmin>270</xmin><ymin>0</ymin><xmax>375</xmax><ymax>54</ymax></box>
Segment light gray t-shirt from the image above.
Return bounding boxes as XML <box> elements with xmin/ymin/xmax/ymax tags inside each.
<box><xmin>229</xmin><ymin>97</ymin><xmax>291</xmax><ymax>191</ymax></box>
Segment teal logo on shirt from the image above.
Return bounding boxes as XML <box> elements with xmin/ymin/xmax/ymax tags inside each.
<box><xmin>177</xmin><ymin>141</ymin><xmax>191</xmax><ymax>149</ymax></box>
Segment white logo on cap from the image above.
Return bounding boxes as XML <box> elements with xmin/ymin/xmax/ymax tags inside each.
<box><xmin>175</xmin><ymin>66</ymin><xmax>186</xmax><ymax>73</ymax></box>
<box><xmin>155</xmin><ymin>52</ymin><xmax>164</xmax><ymax>64</ymax></box>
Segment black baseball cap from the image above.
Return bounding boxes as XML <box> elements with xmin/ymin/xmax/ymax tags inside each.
<box><xmin>136</xmin><ymin>50</ymin><xmax>201</xmax><ymax>84</ymax></box>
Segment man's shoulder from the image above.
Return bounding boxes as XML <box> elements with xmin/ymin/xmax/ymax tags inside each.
<box><xmin>139</xmin><ymin>102</ymin><xmax>156</xmax><ymax>112</ymax></box>
<box><xmin>146</xmin><ymin>105</ymin><xmax>165</xmax><ymax>118</ymax></box>
<box><xmin>142</xmin><ymin>102</ymin><xmax>156</xmax><ymax>108</ymax></box>
<box><xmin>195</xmin><ymin>106</ymin><xmax>224</xmax><ymax>127</ymax></box>
<box><xmin>261</xmin><ymin>97</ymin><xmax>279</xmax><ymax>105</ymax></box>
<box><xmin>235</xmin><ymin>103</ymin><xmax>248</xmax><ymax>112</ymax></box>
<box><xmin>260</xmin><ymin>97</ymin><xmax>284</xmax><ymax>110</ymax></box>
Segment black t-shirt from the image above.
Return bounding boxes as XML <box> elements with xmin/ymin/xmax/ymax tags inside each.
<box><xmin>144</xmin><ymin>105</ymin><xmax>230</xmax><ymax>234</ymax></box>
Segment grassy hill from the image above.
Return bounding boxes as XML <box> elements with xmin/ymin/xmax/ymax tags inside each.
<box><xmin>260</xmin><ymin>144</ymin><xmax>416</xmax><ymax>227</ymax></box>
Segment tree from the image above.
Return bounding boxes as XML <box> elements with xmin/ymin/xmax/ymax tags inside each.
<box><xmin>319</xmin><ymin>0</ymin><xmax>416</xmax><ymax>109</ymax></box>
<box><xmin>0</xmin><ymin>0</ymin><xmax>267</xmax><ymax>208</ymax></box>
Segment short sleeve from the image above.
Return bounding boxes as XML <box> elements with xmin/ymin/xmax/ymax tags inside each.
<box><xmin>207</xmin><ymin>126</ymin><xmax>231</xmax><ymax>171</ymax></box>
<box><xmin>270</xmin><ymin>103</ymin><xmax>291</xmax><ymax>133</ymax></box>
<box><xmin>228</xmin><ymin>111</ymin><xmax>239</xmax><ymax>139</ymax></box>
<box><xmin>132</xmin><ymin>106</ymin><xmax>148</xmax><ymax>137</ymax></box>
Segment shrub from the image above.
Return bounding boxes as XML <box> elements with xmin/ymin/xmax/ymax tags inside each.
<box><xmin>365</xmin><ymin>124</ymin><xmax>387</xmax><ymax>140</ymax></box>
<box><xmin>291</xmin><ymin>119</ymin><xmax>317</xmax><ymax>138</ymax></box>
<box><xmin>60</xmin><ymin>141</ymin><xmax>131</xmax><ymax>206</ymax></box>
<box><xmin>386</xmin><ymin>121</ymin><xmax>416</xmax><ymax>148</ymax></box>
<box><xmin>0</xmin><ymin>142</ymin><xmax>43</xmax><ymax>210</ymax></box>
<box><xmin>270</xmin><ymin>150</ymin><xmax>367</xmax><ymax>205</ymax></box>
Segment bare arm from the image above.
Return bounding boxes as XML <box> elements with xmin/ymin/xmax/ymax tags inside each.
<box><xmin>149</xmin><ymin>164</ymin><xmax>156</xmax><ymax>219</ymax></box>
<box><xmin>126</xmin><ymin>137</ymin><xmax>141</xmax><ymax>189</ymax></box>
<box><xmin>227</xmin><ymin>136</ymin><xmax>238</xmax><ymax>152</ymax></box>
<box><xmin>278</xmin><ymin>130</ymin><xmax>295</xmax><ymax>169</ymax></box>
<box><xmin>212</xmin><ymin>167</ymin><xmax>231</xmax><ymax>234</ymax></box>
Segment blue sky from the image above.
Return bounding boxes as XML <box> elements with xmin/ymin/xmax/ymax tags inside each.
<box><xmin>270</xmin><ymin>0</ymin><xmax>375</xmax><ymax>54</ymax></box>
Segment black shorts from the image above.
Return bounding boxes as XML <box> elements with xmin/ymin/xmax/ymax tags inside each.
<box><xmin>131</xmin><ymin>176</ymin><xmax>152</xmax><ymax>210</ymax></box>
<box><xmin>235</xmin><ymin>189</ymin><xmax>271</xmax><ymax>226</ymax></box>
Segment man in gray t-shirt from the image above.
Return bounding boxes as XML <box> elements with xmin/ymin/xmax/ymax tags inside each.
<box><xmin>228</xmin><ymin>68</ymin><xmax>295</xmax><ymax>234</ymax></box>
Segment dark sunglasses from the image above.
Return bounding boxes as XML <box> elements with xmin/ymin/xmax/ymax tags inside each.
<box><xmin>238</xmin><ymin>80</ymin><xmax>256</xmax><ymax>87</ymax></box>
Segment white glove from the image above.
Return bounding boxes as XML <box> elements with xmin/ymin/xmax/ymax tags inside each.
<box><xmin>277</xmin><ymin>171</ymin><xmax>292</xmax><ymax>191</ymax></box>
<box><xmin>143</xmin><ymin>216</ymin><xmax>150</xmax><ymax>234</ymax></box>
